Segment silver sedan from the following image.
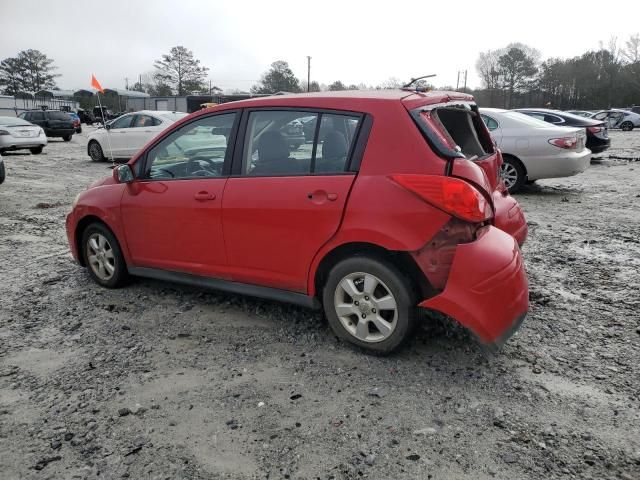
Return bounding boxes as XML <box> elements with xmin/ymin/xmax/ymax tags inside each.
<box><xmin>480</xmin><ymin>108</ymin><xmax>591</xmax><ymax>193</ymax></box>
<box><xmin>0</xmin><ymin>116</ymin><xmax>48</xmax><ymax>154</ymax></box>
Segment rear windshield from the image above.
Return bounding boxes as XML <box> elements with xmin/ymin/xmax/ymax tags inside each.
<box><xmin>0</xmin><ymin>116</ymin><xmax>31</xmax><ymax>127</ymax></box>
<box><xmin>414</xmin><ymin>103</ymin><xmax>494</xmax><ymax>160</ymax></box>
<box><xmin>49</xmin><ymin>111</ymin><xmax>71</xmax><ymax>121</ymax></box>
<box><xmin>160</xmin><ymin>112</ymin><xmax>189</xmax><ymax>121</ymax></box>
<box><xmin>501</xmin><ymin>111</ymin><xmax>553</xmax><ymax>128</ymax></box>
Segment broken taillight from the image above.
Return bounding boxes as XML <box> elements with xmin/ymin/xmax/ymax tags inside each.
<box><xmin>390</xmin><ymin>174</ymin><xmax>493</xmax><ymax>223</ymax></box>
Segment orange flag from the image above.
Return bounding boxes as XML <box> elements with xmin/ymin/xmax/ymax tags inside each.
<box><xmin>91</xmin><ymin>74</ymin><xmax>104</xmax><ymax>93</ymax></box>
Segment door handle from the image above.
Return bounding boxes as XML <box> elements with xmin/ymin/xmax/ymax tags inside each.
<box><xmin>307</xmin><ymin>190</ymin><xmax>338</xmax><ymax>203</ymax></box>
<box><xmin>194</xmin><ymin>191</ymin><xmax>216</xmax><ymax>201</ymax></box>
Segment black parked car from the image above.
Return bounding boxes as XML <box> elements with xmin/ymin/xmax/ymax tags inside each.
<box><xmin>0</xmin><ymin>154</ymin><xmax>5</xmax><ymax>185</ymax></box>
<box><xmin>18</xmin><ymin>110</ymin><xmax>75</xmax><ymax>141</ymax></box>
<box><xmin>77</xmin><ymin>108</ymin><xmax>96</xmax><ymax>125</ymax></box>
<box><xmin>515</xmin><ymin>108</ymin><xmax>610</xmax><ymax>154</ymax></box>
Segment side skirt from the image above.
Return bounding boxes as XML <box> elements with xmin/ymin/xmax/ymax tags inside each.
<box><xmin>128</xmin><ymin>267</ymin><xmax>321</xmax><ymax>310</ymax></box>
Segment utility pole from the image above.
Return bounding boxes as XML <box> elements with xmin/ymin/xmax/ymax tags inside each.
<box><xmin>307</xmin><ymin>56</ymin><xmax>311</xmax><ymax>92</ymax></box>
<box><xmin>456</xmin><ymin>71</ymin><xmax>460</xmax><ymax>91</ymax></box>
<box><xmin>124</xmin><ymin>77</ymin><xmax>129</xmax><ymax>90</ymax></box>
<box><xmin>463</xmin><ymin>70</ymin><xmax>468</xmax><ymax>91</ymax></box>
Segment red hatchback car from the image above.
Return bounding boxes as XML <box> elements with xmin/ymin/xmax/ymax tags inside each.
<box><xmin>66</xmin><ymin>90</ymin><xmax>528</xmax><ymax>354</ymax></box>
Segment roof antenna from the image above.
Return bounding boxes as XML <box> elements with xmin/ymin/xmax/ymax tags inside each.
<box><xmin>402</xmin><ymin>74</ymin><xmax>437</xmax><ymax>91</ymax></box>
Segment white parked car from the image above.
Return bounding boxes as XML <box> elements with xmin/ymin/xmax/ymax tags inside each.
<box><xmin>87</xmin><ymin>110</ymin><xmax>188</xmax><ymax>161</ymax></box>
<box><xmin>0</xmin><ymin>116</ymin><xmax>47</xmax><ymax>154</ymax></box>
<box><xmin>590</xmin><ymin>109</ymin><xmax>640</xmax><ymax>131</ymax></box>
<box><xmin>480</xmin><ymin>108</ymin><xmax>591</xmax><ymax>193</ymax></box>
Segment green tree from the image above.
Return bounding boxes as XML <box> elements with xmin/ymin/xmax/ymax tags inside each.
<box><xmin>328</xmin><ymin>80</ymin><xmax>346</xmax><ymax>91</ymax></box>
<box><xmin>498</xmin><ymin>47</ymin><xmax>538</xmax><ymax>108</ymax></box>
<box><xmin>154</xmin><ymin>46</ymin><xmax>209</xmax><ymax>95</ymax></box>
<box><xmin>251</xmin><ymin>61</ymin><xmax>302</xmax><ymax>94</ymax></box>
<box><xmin>0</xmin><ymin>49</ymin><xmax>59</xmax><ymax>95</ymax></box>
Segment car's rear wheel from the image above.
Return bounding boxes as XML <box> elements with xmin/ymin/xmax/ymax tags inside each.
<box><xmin>29</xmin><ymin>146</ymin><xmax>43</xmax><ymax>155</ymax></box>
<box><xmin>500</xmin><ymin>155</ymin><xmax>526</xmax><ymax>193</ymax></box>
<box><xmin>322</xmin><ymin>256</ymin><xmax>417</xmax><ymax>354</ymax></box>
<box><xmin>63</xmin><ymin>135</ymin><xmax>72</xmax><ymax>142</ymax></box>
<box><xmin>621</xmin><ymin>121</ymin><xmax>634</xmax><ymax>132</ymax></box>
<box><xmin>0</xmin><ymin>161</ymin><xmax>5</xmax><ymax>185</ymax></box>
<box><xmin>81</xmin><ymin>223</ymin><xmax>128</xmax><ymax>288</ymax></box>
<box><xmin>88</xmin><ymin>141</ymin><xmax>105</xmax><ymax>162</ymax></box>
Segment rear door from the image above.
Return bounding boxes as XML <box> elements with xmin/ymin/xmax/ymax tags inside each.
<box><xmin>222</xmin><ymin>109</ymin><xmax>362</xmax><ymax>292</ymax></box>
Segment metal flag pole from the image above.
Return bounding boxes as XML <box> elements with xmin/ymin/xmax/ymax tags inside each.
<box><xmin>95</xmin><ymin>89</ymin><xmax>114</xmax><ymax>164</ymax></box>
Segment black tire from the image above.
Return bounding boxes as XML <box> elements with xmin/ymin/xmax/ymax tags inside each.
<box><xmin>621</xmin><ymin>121</ymin><xmax>634</xmax><ymax>132</ymax></box>
<box><xmin>501</xmin><ymin>155</ymin><xmax>526</xmax><ymax>193</ymax></box>
<box><xmin>76</xmin><ymin>127</ymin><xmax>82</xmax><ymax>134</ymax></box>
<box><xmin>322</xmin><ymin>256</ymin><xmax>417</xmax><ymax>355</ymax></box>
<box><xmin>88</xmin><ymin>141</ymin><xmax>105</xmax><ymax>162</ymax></box>
<box><xmin>81</xmin><ymin>223</ymin><xmax>129</xmax><ymax>288</ymax></box>
<box><xmin>63</xmin><ymin>135</ymin><xmax>72</xmax><ymax>142</ymax></box>
<box><xmin>0</xmin><ymin>161</ymin><xmax>5</xmax><ymax>185</ymax></box>
<box><xmin>29</xmin><ymin>146</ymin><xmax>43</xmax><ymax>155</ymax></box>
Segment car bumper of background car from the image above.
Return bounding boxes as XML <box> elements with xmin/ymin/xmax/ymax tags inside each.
<box><xmin>46</xmin><ymin>129</ymin><xmax>75</xmax><ymax>137</ymax></box>
<box><xmin>418</xmin><ymin>226</ymin><xmax>529</xmax><ymax>345</ymax></box>
<box><xmin>526</xmin><ymin>149</ymin><xmax>591</xmax><ymax>180</ymax></box>
<box><xmin>0</xmin><ymin>136</ymin><xmax>47</xmax><ymax>150</ymax></box>
<box><xmin>587</xmin><ymin>137</ymin><xmax>610</xmax><ymax>154</ymax></box>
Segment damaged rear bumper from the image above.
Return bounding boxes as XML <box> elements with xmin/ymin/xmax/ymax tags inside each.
<box><xmin>418</xmin><ymin>226</ymin><xmax>529</xmax><ymax>345</ymax></box>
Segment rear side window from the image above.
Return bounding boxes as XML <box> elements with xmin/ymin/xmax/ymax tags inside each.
<box><xmin>30</xmin><ymin>112</ymin><xmax>45</xmax><ymax>121</ymax></box>
<box><xmin>481</xmin><ymin>114</ymin><xmax>499</xmax><ymax>131</ymax></box>
<box><xmin>242</xmin><ymin>110</ymin><xmax>361</xmax><ymax>176</ymax></box>
<box><xmin>133</xmin><ymin>115</ymin><xmax>160</xmax><ymax>127</ymax></box>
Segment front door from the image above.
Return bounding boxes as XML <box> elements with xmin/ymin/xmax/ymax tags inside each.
<box><xmin>120</xmin><ymin>112</ymin><xmax>238</xmax><ymax>277</ymax></box>
<box><xmin>222</xmin><ymin>109</ymin><xmax>363</xmax><ymax>292</ymax></box>
<box><xmin>107</xmin><ymin>114</ymin><xmax>135</xmax><ymax>156</ymax></box>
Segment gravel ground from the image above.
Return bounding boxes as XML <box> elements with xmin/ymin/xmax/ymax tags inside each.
<box><xmin>1</xmin><ymin>128</ymin><xmax>639</xmax><ymax>480</ymax></box>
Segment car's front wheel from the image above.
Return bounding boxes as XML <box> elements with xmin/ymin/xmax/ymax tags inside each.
<box><xmin>500</xmin><ymin>155</ymin><xmax>526</xmax><ymax>193</ymax></box>
<box><xmin>621</xmin><ymin>121</ymin><xmax>634</xmax><ymax>132</ymax></box>
<box><xmin>29</xmin><ymin>146</ymin><xmax>43</xmax><ymax>155</ymax></box>
<box><xmin>81</xmin><ymin>223</ymin><xmax>128</xmax><ymax>288</ymax></box>
<box><xmin>322</xmin><ymin>256</ymin><xmax>417</xmax><ymax>354</ymax></box>
<box><xmin>0</xmin><ymin>161</ymin><xmax>5</xmax><ymax>185</ymax></box>
<box><xmin>88</xmin><ymin>141</ymin><xmax>105</xmax><ymax>162</ymax></box>
<box><xmin>63</xmin><ymin>135</ymin><xmax>72</xmax><ymax>142</ymax></box>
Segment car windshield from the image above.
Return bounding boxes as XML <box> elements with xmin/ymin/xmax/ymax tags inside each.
<box><xmin>159</xmin><ymin>112</ymin><xmax>189</xmax><ymax>121</ymax></box>
<box><xmin>0</xmin><ymin>116</ymin><xmax>32</xmax><ymax>127</ymax></box>
<box><xmin>49</xmin><ymin>111</ymin><xmax>71</xmax><ymax>120</ymax></box>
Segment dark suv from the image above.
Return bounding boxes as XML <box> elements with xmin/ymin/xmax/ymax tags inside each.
<box><xmin>19</xmin><ymin>110</ymin><xmax>75</xmax><ymax>141</ymax></box>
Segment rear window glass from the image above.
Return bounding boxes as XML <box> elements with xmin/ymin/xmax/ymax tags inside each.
<box><xmin>418</xmin><ymin>105</ymin><xmax>492</xmax><ymax>160</ymax></box>
<box><xmin>501</xmin><ymin>111</ymin><xmax>552</xmax><ymax>128</ymax></box>
<box><xmin>49</xmin><ymin>111</ymin><xmax>71</xmax><ymax>120</ymax></box>
<box><xmin>160</xmin><ymin>112</ymin><xmax>189</xmax><ymax>121</ymax></box>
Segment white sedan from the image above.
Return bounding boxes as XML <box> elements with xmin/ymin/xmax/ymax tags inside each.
<box><xmin>590</xmin><ymin>109</ymin><xmax>640</xmax><ymax>131</ymax></box>
<box><xmin>480</xmin><ymin>108</ymin><xmax>591</xmax><ymax>193</ymax></box>
<box><xmin>87</xmin><ymin>110</ymin><xmax>188</xmax><ymax>161</ymax></box>
<box><xmin>0</xmin><ymin>116</ymin><xmax>47</xmax><ymax>154</ymax></box>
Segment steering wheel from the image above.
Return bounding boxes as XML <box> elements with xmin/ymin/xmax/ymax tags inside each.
<box><xmin>187</xmin><ymin>157</ymin><xmax>222</xmax><ymax>176</ymax></box>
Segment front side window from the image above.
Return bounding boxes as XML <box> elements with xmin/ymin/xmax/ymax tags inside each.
<box><xmin>242</xmin><ymin>110</ymin><xmax>360</xmax><ymax>176</ymax></box>
<box><xmin>111</xmin><ymin>115</ymin><xmax>133</xmax><ymax>129</ymax></box>
<box><xmin>143</xmin><ymin>113</ymin><xmax>236</xmax><ymax>180</ymax></box>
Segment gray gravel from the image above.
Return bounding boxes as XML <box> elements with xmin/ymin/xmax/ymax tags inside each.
<box><xmin>1</xmin><ymin>128</ymin><xmax>639</xmax><ymax>479</ymax></box>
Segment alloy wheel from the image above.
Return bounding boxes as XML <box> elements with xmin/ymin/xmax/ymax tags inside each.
<box><xmin>333</xmin><ymin>272</ymin><xmax>398</xmax><ymax>343</ymax></box>
<box><xmin>87</xmin><ymin>233</ymin><xmax>115</xmax><ymax>281</ymax></box>
<box><xmin>500</xmin><ymin>162</ymin><xmax>519</xmax><ymax>190</ymax></box>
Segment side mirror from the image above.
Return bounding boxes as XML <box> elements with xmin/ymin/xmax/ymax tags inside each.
<box><xmin>113</xmin><ymin>164</ymin><xmax>134</xmax><ymax>184</ymax></box>
<box><xmin>104</xmin><ymin>123</ymin><xmax>111</xmax><ymax>130</ymax></box>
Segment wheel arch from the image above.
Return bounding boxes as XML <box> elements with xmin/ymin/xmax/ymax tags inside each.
<box><xmin>311</xmin><ymin>242</ymin><xmax>431</xmax><ymax>301</ymax></box>
<box><xmin>502</xmin><ymin>153</ymin><xmax>528</xmax><ymax>177</ymax></box>
<box><xmin>74</xmin><ymin>215</ymin><xmax>118</xmax><ymax>267</ymax></box>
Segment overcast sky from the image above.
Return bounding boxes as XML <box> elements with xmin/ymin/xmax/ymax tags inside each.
<box><xmin>1</xmin><ymin>0</ymin><xmax>639</xmax><ymax>92</ymax></box>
